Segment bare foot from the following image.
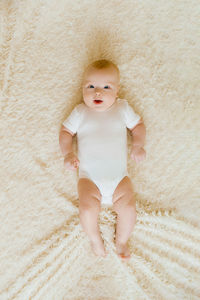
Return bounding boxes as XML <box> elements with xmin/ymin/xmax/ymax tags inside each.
<box><xmin>90</xmin><ymin>238</ymin><xmax>107</xmax><ymax>257</ymax></box>
<box><xmin>116</xmin><ymin>242</ymin><xmax>131</xmax><ymax>261</ymax></box>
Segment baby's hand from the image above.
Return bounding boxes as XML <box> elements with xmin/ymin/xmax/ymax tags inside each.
<box><xmin>130</xmin><ymin>146</ymin><xmax>146</xmax><ymax>163</ymax></box>
<box><xmin>64</xmin><ymin>152</ymin><xmax>80</xmax><ymax>171</ymax></box>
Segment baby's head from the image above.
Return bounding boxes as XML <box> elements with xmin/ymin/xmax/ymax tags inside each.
<box><xmin>82</xmin><ymin>59</ymin><xmax>120</xmax><ymax>112</ymax></box>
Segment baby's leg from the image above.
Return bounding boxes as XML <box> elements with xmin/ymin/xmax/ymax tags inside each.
<box><xmin>78</xmin><ymin>178</ymin><xmax>106</xmax><ymax>257</ymax></box>
<box><xmin>112</xmin><ymin>176</ymin><xmax>137</xmax><ymax>260</ymax></box>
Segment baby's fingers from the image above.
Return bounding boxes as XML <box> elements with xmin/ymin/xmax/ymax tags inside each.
<box><xmin>64</xmin><ymin>160</ymin><xmax>78</xmax><ymax>171</ymax></box>
<box><xmin>72</xmin><ymin>159</ymin><xmax>80</xmax><ymax>169</ymax></box>
<box><xmin>131</xmin><ymin>152</ymin><xmax>138</xmax><ymax>162</ymax></box>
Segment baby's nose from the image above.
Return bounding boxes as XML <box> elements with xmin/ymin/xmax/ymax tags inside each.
<box><xmin>95</xmin><ymin>88</ymin><xmax>101</xmax><ymax>94</ymax></box>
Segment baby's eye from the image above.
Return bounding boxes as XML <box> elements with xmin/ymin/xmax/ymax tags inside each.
<box><xmin>88</xmin><ymin>85</ymin><xmax>94</xmax><ymax>88</ymax></box>
<box><xmin>104</xmin><ymin>85</ymin><xmax>110</xmax><ymax>89</ymax></box>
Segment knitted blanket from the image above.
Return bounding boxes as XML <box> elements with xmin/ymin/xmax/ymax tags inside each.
<box><xmin>0</xmin><ymin>1</ymin><xmax>199</xmax><ymax>299</ymax></box>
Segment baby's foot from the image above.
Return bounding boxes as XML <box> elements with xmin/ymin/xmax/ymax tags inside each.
<box><xmin>90</xmin><ymin>238</ymin><xmax>107</xmax><ymax>257</ymax></box>
<box><xmin>116</xmin><ymin>241</ymin><xmax>131</xmax><ymax>261</ymax></box>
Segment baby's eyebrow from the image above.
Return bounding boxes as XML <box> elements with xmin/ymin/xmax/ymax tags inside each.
<box><xmin>85</xmin><ymin>81</ymin><xmax>114</xmax><ymax>84</ymax></box>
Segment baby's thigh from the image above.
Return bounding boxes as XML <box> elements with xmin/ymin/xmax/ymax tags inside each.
<box><xmin>112</xmin><ymin>177</ymin><xmax>136</xmax><ymax>214</ymax></box>
<box><xmin>77</xmin><ymin>178</ymin><xmax>102</xmax><ymax>210</ymax></box>
<box><xmin>112</xmin><ymin>176</ymin><xmax>135</xmax><ymax>205</ymax></box>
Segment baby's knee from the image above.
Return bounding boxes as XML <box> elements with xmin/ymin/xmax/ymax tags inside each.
<box><xmin>113</xmin><ymin>195</ymin><xmax>136</xmax><ymax>214</ymax></box>
<box><xmin>79</xmin><ymin>193</ymin><xmax>101</xmax><ymax>215</ymax></box>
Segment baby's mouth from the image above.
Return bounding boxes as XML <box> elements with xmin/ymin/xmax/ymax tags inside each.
<box><xmin>94</xmin><ymin>100</ymin><xmax>103</xmax><ymax>104</ymax></box>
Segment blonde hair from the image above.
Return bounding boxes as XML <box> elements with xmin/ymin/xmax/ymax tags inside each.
<box><xmin>90</xmin><ymin>59</ymin><xmax>118</xmax><ymax>71</ymax></box>
<box><xmin>83</xmin><ymin>59</ymin><xmax>120</xmax><ymax>80</ymax></box>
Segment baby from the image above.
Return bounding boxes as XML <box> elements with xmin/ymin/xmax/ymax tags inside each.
<box><xmin>59</xmin><ymin>59</ymin><xmax>146</xmax><ymax>260</ymax></box>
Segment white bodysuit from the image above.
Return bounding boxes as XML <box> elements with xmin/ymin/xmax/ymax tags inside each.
<box><xmin>62</xmin><ymin>98</ymin><xmax>141</xmax><ymax>206</ymax></box>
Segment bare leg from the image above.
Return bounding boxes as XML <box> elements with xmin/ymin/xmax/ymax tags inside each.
<box><xmin>78</xmin><ymin>178</ymin><xmax>107</xmax><ymax>257</ymax></box>
<box><xmin>79</xmin><ymin>203</ymin><xmax>106</xmax><ymax>257</ymax></box>
<box><xmin>115</xmin><ymin>201</ymin><xmax>137</xmax><ymax>260</ymax></box>
<box><xmin>112</xmin><ymin>176</ymin><xmax>137</xmax><ymax>261</ymax></box>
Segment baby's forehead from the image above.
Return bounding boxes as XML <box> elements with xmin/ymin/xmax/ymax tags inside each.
<box><xmin>83</xmin><ymin>66</ymin><xmax>119</xmax><ymax>83</ymax></box>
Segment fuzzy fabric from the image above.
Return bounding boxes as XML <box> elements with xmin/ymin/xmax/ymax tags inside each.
<box><xmin>0</xmin><ymin>1</ymin><xmax>200</xmax><ymax>299</ymax></box>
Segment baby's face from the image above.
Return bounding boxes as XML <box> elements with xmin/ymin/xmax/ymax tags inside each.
<box><xmin>82</xmin><ymin>66</ymin><xmax>120</xmax><ymax>112</ymax></box>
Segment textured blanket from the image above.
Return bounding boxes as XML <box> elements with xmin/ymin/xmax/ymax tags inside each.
<box><xmin>0</xmin><ymin>1</ymin><xmax>200</xmax><ymax>299</ymax></box>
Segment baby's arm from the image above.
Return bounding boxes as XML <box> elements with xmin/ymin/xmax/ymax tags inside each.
<box><xmin>129</xmin><ymin>120</ymin><xmax>146</xmax><ymax>163</ymax></box>
<box><xmin>130</xmin><ymin>120</ymin><xmax>146</xmax><ymax>147</ymax></box>
<box><xmin>59</xmin><ymin>125</ymin><xmax>79</xmax><ymax>170</ymax></box>
<box><xmin>59</xmin><ymin>125</ymin><xmax>75</xmax><ymax>155</ymax></box>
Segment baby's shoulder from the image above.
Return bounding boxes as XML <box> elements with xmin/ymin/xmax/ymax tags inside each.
<box><xmin>73</xmin><ymin>102</ymin><xmax>85</xmax><ymax>114</ymax></box>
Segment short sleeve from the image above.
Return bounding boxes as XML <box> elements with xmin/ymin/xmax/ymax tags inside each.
<box><xmin>122</xmin><ymin>100</ymin><xmax>141</xmax><ymax>130</ymax></box>
<box><xmin>62</xmin><ymin>105</ymin><xmax>81</xmax><ymax>135</ymax></box>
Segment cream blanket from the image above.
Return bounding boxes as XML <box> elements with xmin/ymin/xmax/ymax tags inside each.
<box><xmin>0</xmin><ymin>1</ymin><xmax>200</xmax><ymax>299</ymax></box>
